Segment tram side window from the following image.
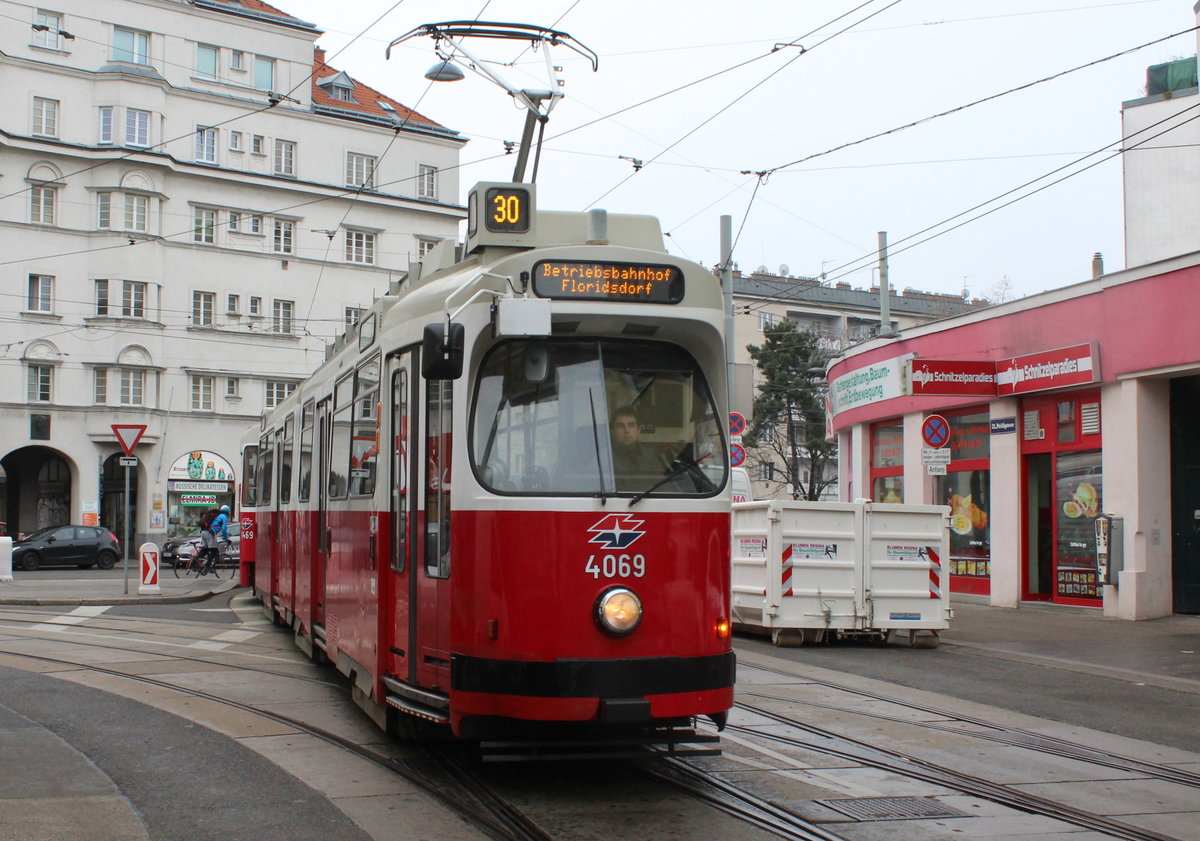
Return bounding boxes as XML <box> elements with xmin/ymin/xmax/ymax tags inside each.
<box><xmin>278</xmin><ymin>414</ymin><xmax>294</xmax><ymax>504</ymax></box>
<box><xmin>258</xmin><ymin>433</ymin><xmax>274</xmax><ymax>506</ymax></box>
<box><xmin>328</xmin><ymin>374</ymin><xmax>354</xmax><ymax>499</ymax></box>
<box><xmin>241</xmin><ymin>446</ymin><xmax>259</xmax><ymax>507</ymax></box>
<box><xmin>298</xmin><ymin>402</ymin><xmax>314</xmax><ymax>503</ymax></box>
<box><xmin>350</xmin><ymin>354</ymin><xmax>380</xmax><ymax>496</ymax></box>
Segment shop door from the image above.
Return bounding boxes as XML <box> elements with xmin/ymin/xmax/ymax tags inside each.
<box><xmin>1171</xmin><ymin>376</ymin><xmax>1200</xmax><ymax>613</ymax></box>
<box><xmin>1019</xmin><ymin>393</ymin><xmax>1104</xmax><ymax>605</ymax></box>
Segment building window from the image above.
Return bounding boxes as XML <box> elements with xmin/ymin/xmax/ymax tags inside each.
<box><xmin>265</xmin><ymin>380</ymin><xmax>295</xmax><ymax>408</ymax></box>
<box><xmin>95</xmin><ymin>279</ymin><xmax>109</xmax><ymax>315</ymax></box>
<box><xmin>344</xmin><ymin>230</ymin><xmax>375</xmax><ymax>264</ymax></box>
<box><xmin>226</xmin><ymin>377</ymin><xmax>239</xmax><ymax>397</ymax></box>
<box><xmin>30</xmin><ymin>185</ymin><xmax>56</xmax><ymax>224</ymax></box>
<box><xmin>113</xmin><ymin>27</ymin><xmax>149</xmax><ymax>65</ymax></box>
<box><xmin>119</xmin><ymin>368</ymin><xmax>143</xmax><ymax>405</ymax></box>
<box><xmin>417</xmin><ymin>164</ymin><xmax>437</xmax><ymax>199</ymax></box>
<box><xmin>230</xmin><ymin>50</ymin><xmax>244</xmax><ymax>71</ymax></box>
<box><xmin>191</xmin><ymin>375</ymin><xmax>214</xmax><ymax>410</ymax></box>
<box><xmin>193</xmin><ymin>207</ymin><xmax>216</xmax><ymax>243</ymax></box>
<box><xmin>27</xmin><ymin>274</ymin><xmax>53</xmax><ymax>313</ymax></box>
<box><xmin>417</xmin><ymin>237</ymin><xmax>439</xmax><ymax>257</ymax></box>
<box><xmin>98</xmin><ymin>106</ymin><xmax>113</xmax><ymax>144</ymax></box>
<box><xmin>124</xmin><ymin>194</ymin><xmax>148</xmax><ymax>231</ymax></box>
<box><xmin>229</xmin><ymin>130</ymin><xmax>243</xmax><ymax>152</ymax></box>
<box><xmin>345</xmin><ymin>306</ymin><xmax>365</xmax><ymax>327</ymax></box>
<box><xmin>251</xmin><ymin>134</ymin><xmax>264</xmax><ymax>155</ymax></box>
<box><xmin>272</xmin><ymin>219</ymin><xmax>293</xmax><ymax>254</ymax></box>
<box><xmin>228</xmin><ymin>211</ymin><xmax>241</xmax><ymax>232</ymax></box>
<box><xmin>248</xmin><ymin>215</ymin><xmax>262</xmax><ymax>235</ymax></box>
<box><xmin>196</xmin><ymin>44</ymin><xmax>218</xmax><ymax>79</ymax></box>
<box><xmin>253</xmin><ymin>55</ymin><xmax>274</xmax><ymax>90</ymax></box>
<box><xmin>193</xmin><ymin>290</ymin><xmax>215</xmax><ymax>326</ymax></box>
<box><xmin>346</xmin><ymin>152</ymin><xmax>376</xmax><ymax>189</ymax></box>
<box><xmin>32</xmin><ymin>97</ymin><xmax>58</xmax><ymax>138</ymax></box>
<box><xmin>28</xmin><ymin>364</ymin><xmax>52</xmax><ymax>402</ymax></box>
<box><xmin>97</xmin><ymin>192</ymin><xmax>112</xmax><ymax>228</ymax></box>
<box><xmin>273</xmin><ymin>139</ymin><xmax>295</xmax><ymax>176</ymax></box>
<box><xmin>226</xmin><ymin>293</ymin><xmax>240</xmax><ymax>314</ymax></box>
<box><xmin>871</xmin><ymin>420</ymin><xmax>905</xmax><ymax>504</ymax></box>
<box><xmin>121</xmin><ymin>281</ymin><xmax>146</xmax><ymax>318</ymax></box>
<box><xmin>93</xmin><ymin>368</ymin><xmax>108</xmax><ymax>404</ymax></box>
<box><xmin>272</xmin><ymin>299</ymin><xmax>293</xmax><ymax>334</ymax></box>
<box><xmin>330</xmin><ymin>84</ymin><xmax>354</xmax><ymax>101</ymax></box>
<box><xmin>249</xmin><ymin>296</ymin><xmax>262</xmax><ymax>317</ymax></box>
<box><xmin>33</xmin><ymin>10</ymin><xmax>63</xmax><ymax>50</ymax></box>
<box><xmin>126</xmin><ymin>109</ymin><xmax>150</xmax><ymax>147</ymax></box>
<box><xmin>757</xmin><ymin>463</ymin><xmax>774</xmax><ymax>482</ymax></box>
<box><xmin>195</xmin><ymin>126</ymin><xmax>217</xmax><ymax>163</ymax></box>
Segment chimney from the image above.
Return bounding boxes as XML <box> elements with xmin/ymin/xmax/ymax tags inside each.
<box><xmin>314</xmin><ymin>47</ymin><xmax>326</xmax><ymax>67</ymax></box>
<box><xmin>1091</xmin><ymin>252</ymin><xmax>1104</xmax><ymax>279</ymax></box>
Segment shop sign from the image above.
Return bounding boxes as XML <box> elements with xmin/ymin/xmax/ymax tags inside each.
<box><xmin>908</xmin><ymin>359</ymin><xmax>997</xmax><ymax>396</ymax></box>
<box><xmin>990</xmin><ymin>417</ymin><xmax>1017</xmax><ymax>434</ymax></box>
<box><xmin>169</xmin><ymin>481</ymin><xmax>231</xmax><ymax>492</ymax></box>
<box><xmin>996</xmin><ymin>343</ymin><xmax>1098</xmax><ymax>396</ymax></box>
<box><xmin>829</xmin><ymin>356</ymin><xmax>907</xmax><ymax>416</ymax></box>
<box><xmin>181</xmin><ymin>494</ymin><xmax>217</xmax><ymax>506</ymax></box>
<box><xmin>168</xmin><ymin>450</ymin><xmax>235</xmax><ymax>482</ymax></box>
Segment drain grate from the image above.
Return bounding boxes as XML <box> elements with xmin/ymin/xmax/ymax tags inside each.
<box><xmin>818</xmin><ymin>796</ymin><xmax>968</xmax><ymax>821</ymax></box>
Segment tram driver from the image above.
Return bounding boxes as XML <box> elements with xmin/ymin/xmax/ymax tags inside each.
<box><xmin>610</xmin><ymin>406</ymin><xmax>667</xmax><ymax>488</ymax></box>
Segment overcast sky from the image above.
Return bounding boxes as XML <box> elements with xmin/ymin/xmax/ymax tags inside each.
<box><xmin>280</xmin><ymin>0</ymin><xmax>1196</xmax><ymax>301</ymax></box>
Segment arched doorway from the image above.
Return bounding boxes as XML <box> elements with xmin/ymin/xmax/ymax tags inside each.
<box><xmin>101</xmin><ymin>454</ymin><xmax>140</xmax><ymax>551</ymax></box>
<box><xmin>0</xmin><ymin>447</ymin><xmax>73</xmax><ymax>538</ymax></box>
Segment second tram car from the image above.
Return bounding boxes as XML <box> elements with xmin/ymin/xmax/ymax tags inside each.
<box><xmin>241</xmin><ymin>183</ymin><xmax>733</xmax><ymax>755</ymax></box>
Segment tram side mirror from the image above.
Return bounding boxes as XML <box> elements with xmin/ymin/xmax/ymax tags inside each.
<box><xmin>422</xmin><ymin>322</ymin><xmax>465</xmax><ymax>380</ymax></box>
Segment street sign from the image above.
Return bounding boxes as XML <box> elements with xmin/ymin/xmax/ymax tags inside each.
<box><xmin>921</xmin><ymin>447</ymin><xmax>951</xmax><ymax>465</ymax></box>
<box><xmin>730</xmin><ymin>443</ymin><xmax>746</xmax><ymax>467</ymax></box>
<box><xmin>112</xmin><ymin>424</ymin><xmax>147</xmax><ymax>456</ymax></box>
<box><xmin>119</xmin><ymin>456</ymin><xmax>138</xmax><ymax>467</ymax></box>
<box><xmin>921</xmin><ymin>414</ymin><xmax>950</xmax><ymax>448</ymax></box>
<box><xmin>926</xmin><ymin>464</ymin><xmax>947</xmax><ymax>476</ymax></box>
<box><xmin>729</xmin><ymin>412</ymin><xmax>747</xmax><ymax>437</ymax></box>
<box><xmin>138</xmin><ymin>543</ymin><xmax>161</xmax><ymax>596</ymax></box>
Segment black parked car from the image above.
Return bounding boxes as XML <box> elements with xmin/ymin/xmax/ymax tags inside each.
<box><xmin>12</xmin><ymin>525</ymin><xmax>121</xmax><ymax>571</ymax></box>
<box><xmin>161</xmin><ymin>530</ymin><xmax>240</xmax><ymax>568</ymax></box>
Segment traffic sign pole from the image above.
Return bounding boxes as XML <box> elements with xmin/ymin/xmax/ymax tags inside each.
<box><xmin>112</xmin><ymin>424</ymin><xmax>146</xmax><ymax>595</ymax></box>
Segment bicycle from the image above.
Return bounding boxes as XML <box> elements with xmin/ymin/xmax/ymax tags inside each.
<box><xmin>173</xmin><ymin>538</ymin><xmax>232</xmax><ymax>578</ymax></box>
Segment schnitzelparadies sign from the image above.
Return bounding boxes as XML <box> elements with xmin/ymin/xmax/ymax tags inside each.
<box><xmin>830</xmin><ymin>345</ymin><xmax>1101</xmax><ymax>415</ymax></box>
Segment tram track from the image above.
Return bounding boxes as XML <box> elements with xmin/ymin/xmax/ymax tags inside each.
<box><xmin>742</xmin><ymin>661</ymin><xmax>1200</xmax><ymax>788</ymax></box>
<box><xmin>731</xmin><ymin>696</ymin><xmax>1182</xmax><ymax>841</ymax></box>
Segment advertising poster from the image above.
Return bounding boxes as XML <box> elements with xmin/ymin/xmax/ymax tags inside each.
<box><xmin>1055</xmin><ymin>449</ymin><xmax>1102</xmax><ymax>599</ymax></box>
<box><xmin>936</xmin><ymin>470</ymin><xmax>991</xmax><ymax>577</ymax></box>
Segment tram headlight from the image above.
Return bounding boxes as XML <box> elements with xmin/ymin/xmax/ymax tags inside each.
<box><xmin>595</xmin><ymin>587</ymin><xmax>642</xmax><ymax>636</ymax></box>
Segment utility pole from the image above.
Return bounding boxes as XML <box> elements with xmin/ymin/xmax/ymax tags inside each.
<box><xmin>720</xmin><ymin>215</ymin><xmax>734</xmax><ymax>413</ymax></box>
<box><xmin>877</xmin><ymin>231</ymin><xmax>893</xmax><ymax>338</ymax></box>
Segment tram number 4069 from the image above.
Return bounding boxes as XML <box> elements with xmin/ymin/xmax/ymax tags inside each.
<box><xmin>585</xmin><ymin>553</ymin><xmax>646</xmax><ymax>579</ymax></box>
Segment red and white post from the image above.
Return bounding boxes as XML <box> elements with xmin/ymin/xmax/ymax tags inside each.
<box><xmin>138</xmin><ymin>542</ymin><xmax>161</xmax><ymax>596</ymax></box>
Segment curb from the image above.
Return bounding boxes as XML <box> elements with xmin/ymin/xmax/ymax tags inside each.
<box><xmin>0</xmin><ymin>578</ymin><xmax>242</xmax><ymax>607</ymax></box>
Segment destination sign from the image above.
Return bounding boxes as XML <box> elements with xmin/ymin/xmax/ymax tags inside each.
<box><xmin>532</xmin><ymin>260</ymin><xmax>684</xmax><ymax>303</ymax></box>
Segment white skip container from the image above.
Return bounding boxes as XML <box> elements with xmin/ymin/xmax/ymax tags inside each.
<box><xmin>731</xmin><ymin>499</ymin><xmax>951</xmax><ymax>647</ymax></box>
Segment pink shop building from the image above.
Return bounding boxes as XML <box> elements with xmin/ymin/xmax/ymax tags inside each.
<box><xmin>827</xmin><ymin>253</ymin><xmax>1200</xmax><ymax>619</ymax></box>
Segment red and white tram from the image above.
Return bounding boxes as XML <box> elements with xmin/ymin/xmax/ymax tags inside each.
<box><xmin>240</xmin><ymin>182</ymin><xmax>733</xmax><ymax>754</ymax></box>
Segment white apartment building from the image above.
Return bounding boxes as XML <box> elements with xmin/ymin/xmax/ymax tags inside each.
<box><xmin>1</xmin><ymin>0</ymin><xmax>466</xmax><ymax>547</ymax></box>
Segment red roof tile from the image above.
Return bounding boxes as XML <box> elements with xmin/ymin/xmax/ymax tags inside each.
<box><xmin>312</xmin><ymin>48</ymin><xmax>450</xmax><ymax>133</ymax></box>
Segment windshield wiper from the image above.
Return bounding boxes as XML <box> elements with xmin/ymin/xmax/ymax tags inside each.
<box><xmin>587</xmin><ymin>389</ymin><xmax>609</xmax><ymax>504</ymax></box>
<box><xmin>628</xmin><ymin>446</ymin><xmax>715</xmax><ymax>505</ymax></box>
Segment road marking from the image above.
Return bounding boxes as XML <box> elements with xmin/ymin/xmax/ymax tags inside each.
<box><xmin>213</xmin><ymin>629</ymin><xmax>259</xmax><ymax>643</ymax></box>
<box><xmin>31</xmin><ymin>605</ymin><xmax>111</xmax><ymax>632</ymax></box>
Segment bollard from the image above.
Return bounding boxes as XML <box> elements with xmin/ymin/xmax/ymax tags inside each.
<box><xmin>0</xmin><ymin>536</ymin><xmax>12</xmax><ymax>583</ymax></box>
<box><xmin>138</xmin><ymin>542</ymin><xmax>161</xmax><ymax>595</ymax></box>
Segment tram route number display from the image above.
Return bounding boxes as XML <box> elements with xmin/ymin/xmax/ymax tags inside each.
<box><xmin>532</xmin><ymin>260</ymin><xmax>685</xmax><ymax>303</ymax></box>
<box><xmin>585</xmin><ymin>553</ymin><xmax>647</xmax><ymax>579</ymax></box>
<box><xmin>483</xmin><ymin>186</ymin><xmax>531</xmax><ymax>233</ymax></box>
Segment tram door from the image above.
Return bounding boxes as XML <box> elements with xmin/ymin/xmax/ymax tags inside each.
<box><xmin>388</xmin><ymin>356</ymin><xmax>416</xmax><ymax>680</ymax></box>
<box><xmin>415</xmin><ymin>378</ymin><xmax>454</xmax><ymax>690</ymax></box>
<box><xmin>314</xmin><ymin>396</ymin><xmax>331</xmax><ymax>628</ymax></box>
<box><xmin>1171</xmin><ymin>376</ymin><xmax>1200</xmax><ymax>613</ymax></box>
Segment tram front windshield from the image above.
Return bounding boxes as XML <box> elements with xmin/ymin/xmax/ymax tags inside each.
<box><xmin>472</xmin><ymin>340</ymin><xmax>726</xmax><ymax>497</ymax></box>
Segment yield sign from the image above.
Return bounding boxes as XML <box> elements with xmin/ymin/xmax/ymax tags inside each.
<box><xmin>112</xmin><ymin>424</ymin><xmax>147</xmax><ymax>456</ymax></box>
